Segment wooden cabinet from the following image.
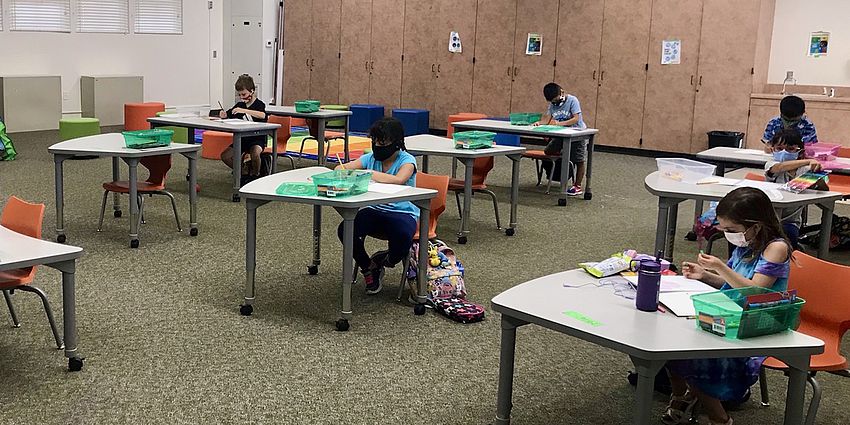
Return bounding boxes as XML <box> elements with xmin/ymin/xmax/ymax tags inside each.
<box><xmin>400</xmin><ymin>1</ymin><xmax>438</xmax><ymax>111</ymax></box>
<box><xmin>594</xmin><ymin>0</ymin><xmax>653</xmax><ymax>148</ymax></box>
<box><xmin>309</xmin><ymin>0</ymin><xmax>342</xmax><ymax>104</ymax></box>
<box><xmin>282</xmin><ymin>0</ymin><xmax>312</xmax><ymax>105</ymax></box>
<box><xmin>640</xmin><ymin>0</ymin><xmax>703</xmax><ymax>153</ymax></box>
<box><xmin>508</xmin><ymin>0</ymin><xmax>558</xmax><ymax>114</ymax></box>
<box><xmin>431</xmin><ymin>0</ymin><xmax>477</xmax><ymax>129</ymax></box>
<box><xmin>339</xmin><ymin>0</ymin><xmax>372</xmax><ymax>105</ymax></box>
<box><xmin>471</xmin><ymin>0</ymin><xmax>517</xmax><ymax>118</ymax></box>
<box><xmin>554</xmin><ymin>0</ymin><xmax>603</xmax><ymax>128</ymax></box>
<box><xmin>367</xmin><ymin>0</ymin><xmax>405</xmax><ymax>113</ymax></box>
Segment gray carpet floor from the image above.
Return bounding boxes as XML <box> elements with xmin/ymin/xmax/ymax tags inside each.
<box><xmin>0</xmin><ymin>129</ymin><xmax>848</xmax><ymax>425</ymax></box>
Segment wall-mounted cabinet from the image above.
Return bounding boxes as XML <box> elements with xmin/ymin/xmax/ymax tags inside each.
<box><xmin>282</xmin><ymin>0</ymin><xmax>341</xmax><ymax>105</ymax></box>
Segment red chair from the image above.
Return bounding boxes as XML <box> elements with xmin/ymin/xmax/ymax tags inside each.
<box><xmin>264</xmin><ymin>115</ymin><xmax>296</xmax><ymax>170</ymax></box>
<box><xmin>299</xmin><ymin>119</ymin><xmax>346</xmax><ymax>164</ymax></box>
<box><xmin>449</xmin><ymin>156</ymin><xmax>501</xmax><ymax>229</ymax></box>
<box><xmin>0</xmin><ymin>196</ymin><xmax>63</xmax><ymax>349</ymax></box>
<box><xmin>98</xmin><ymin>155</ymin><xmax>182</xmax><ymax>233</ymax></box>
<box><xmin>758</xmin><ymin>252</ymin><xmax>850</xmax><ymax>425</ymax></box>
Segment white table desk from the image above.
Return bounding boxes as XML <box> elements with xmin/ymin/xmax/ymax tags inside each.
<box><xmin>265</xmin><ymin>106</ymin><xmax>353</xmax><ymax>166</ymax></box>
<box><xmin>238</xmin><ymin>166</ymin><xmax>437</xmax><ymax>331</ymax></box>
<box><xmin>492</xmin><ymin>269</ymin><xmax>823</xmax><ymax>425</ymax></box>
<box><xmin>0</xmin><ymin>225</ymin><xmax>85</xmax><ymax>371</ymax></box>
<box><xmin>696</xmin><ymin>147</ymin><xmax>850</xmax><ymax>176</ymax></box>
<box><xmin>49</xmin><ymin>133</ymin><xmax>201</xmax><ymax>248</ymax></box>
<box><xmin>644</xmin><ymin>171</ymin><xmax>842</xmax><ymax>260</ymax></box>
<box><xmin>451</xmin><ymin>119</ymin><xmax>599</xmax><ymax>205</ymax></box>
<box><xmin>147</xmin><ymin>116</ymin><xmax>280</xmax><ymax>202</ymax></box>
<box><xmin>404</xmin><ymin>134</ymin><xmax>526</xmax><ymax>244</ymax></box>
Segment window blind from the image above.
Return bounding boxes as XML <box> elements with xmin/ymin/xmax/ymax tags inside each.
<box><xmin>77</xmin><ymin>0</ymin><xmax>129</xmax><ymax>33</ymax></box>
<box><xmin>10</xmin><ymin>0</ymin><xmax>71</xmax><ymax>32</ymax></box>
<box><xmin>134</xmin><ymin>0</ymin><xmax>182</xmax><ymax>35</ymax></box>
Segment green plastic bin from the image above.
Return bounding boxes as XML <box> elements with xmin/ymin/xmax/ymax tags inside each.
<box><xmin>122</xmin><ymin>129</ymin><xmax>173</xmax><ymax>149</ymax></box>
<box><xmin>312</xmin><ymin>169</ymin><xmax>372</xmax><ymax>198</ymax></box>
<box><xmin>453</xmin><ymin>131</ymin><xmax>496</xmax><ymax>149</ymax></box>
<box><xmin>691</xmin><ymin>287</ymin><xmax>805</xmax><ymax>339</ymax></box>
<box><xmin>295</xmin><ymin>100</ymin><xmax>321</xmax><ymax>113</ymax></box>
<box><xmin>509</xmin><ymin>112</ymin><xmax>542</xmax><ymax>126</ymax></box>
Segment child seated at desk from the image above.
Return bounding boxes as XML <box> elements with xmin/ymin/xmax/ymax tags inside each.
<box><xmin>663</xmin><ymin>187</ymin><xmax>792</xmax><ymax>425</ymax></box>
<box><xmin>764</xmin><ymin>128</ymin><xmax>822</xmax><ymax>249</ymax></box>
<box><xmin>533</xmin><ymin>82</ymin><xmax>587</xmax><ymax>196</ymax></box>
<box><xmin>335</xmin><ymin>117</ymin><xmax>418</xmax><ymax>295</ymax></box>
<box><xmin>219</xmin><ymin>74</ymin><xmax>268</xmax><ymax>179</ymax></box>
<box><xmin>761</xmin><ymin>95</ymin><xmax>818</xmax><ymax>152</ymax></box>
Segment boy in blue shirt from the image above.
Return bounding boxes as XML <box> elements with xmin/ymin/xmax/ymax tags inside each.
<box><xmin>335</xmin><ymin>117</ymin><xmax>418</xmax><ymax>295</ymax></box>
<box><xmin>761</xmin><ymin>95</ymin><xmax>818</xmax><ymax>150</ymax></box>
<box><xmin>534</xmin><ymin>82</ymin><xmax>587</xmax><ymax>196</ymax></box>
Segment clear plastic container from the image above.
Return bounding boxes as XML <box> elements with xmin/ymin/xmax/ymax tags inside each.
<box><xmin>453</xmin><ymin>131</ymin><xmax>496</xmax><ymax>149</ymax></box>
<box><xmin>295</xmin><ymin>100</ymin><xmax>321</xmax><ymax>113</ymax></box>
<box><xmin>122</xmin><ymin>129</ymin><xmax>173</xmax><ymax>149</ymax></box>
<box><xmin>656</xmin><ymin>158</ymin><xmax>716</xmax><ymax>184</ymax></box>
<box><xmin>691</xmin><ymin>287</ymin><xmax>804</xmax><ymax>339</ymax></box>
<box><xmin>509</xmin><ymin>112</ymin><xmax>542</xmax><ymax>126</ymax></box>
<box><xmin>312</xmin><ymin>169</ymin><xmax>372</xmax><ymax>198</ymax></box>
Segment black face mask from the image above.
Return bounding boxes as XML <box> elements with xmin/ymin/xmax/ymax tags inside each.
<box><xmin>372</xmin><ymin>143</ymin><xmax>399</xmax><ymax>161</ymax></box>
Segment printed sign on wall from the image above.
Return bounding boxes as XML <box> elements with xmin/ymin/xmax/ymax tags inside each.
<box><xmin>809</xmin><ymin>32</ymin><xmax>829</xmax><ymax>57</ymax></box>
<box><xmin>661</xmin><ymin>40</ymin><xmax>681</xmax><ymax>65</ymax></box>
<box><xmin>526</xmin><ymin>33</ymin><xmax>542</xmax><ymax>56</ymax></box>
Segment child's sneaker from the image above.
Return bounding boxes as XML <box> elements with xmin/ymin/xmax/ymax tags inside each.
<box><xmin>566</xmin><ymin>185</ymin><xmax>583</xmax><ymax>196</ymax></box>
<box><xmin>363</xmin><ymin>267</ymin><xmax>383</xmax><ymax>295</ymax></box>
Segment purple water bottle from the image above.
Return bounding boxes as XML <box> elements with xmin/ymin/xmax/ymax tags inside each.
<box><xmin>635</xmin><ymin>257</ymin><xmax>662</xmax><ymax>312</ymax></box>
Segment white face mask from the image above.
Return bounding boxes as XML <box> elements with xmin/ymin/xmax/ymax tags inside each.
<box><xmin>724</xmin><ymin>231</ymin><xmax>750</xmax><ymax>247</ymax></box>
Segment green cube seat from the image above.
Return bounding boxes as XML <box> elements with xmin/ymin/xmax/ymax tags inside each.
<box><xmin>155</xmin><ymin>111</ymin><xmax>189</xmax><ymax>143</ymax></box>
<box><xmin>321</xmin><ymin>104</ymin><xmax>348</xmax><ymax>128</ymax></box>
<box><xmin>59</xmin><ymin>117</ymin><xmax>100</xmax><ymax>141</ymax></box>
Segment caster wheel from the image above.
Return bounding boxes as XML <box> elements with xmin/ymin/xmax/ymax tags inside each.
<box><xmin>185</xmin><ymin>174</ymin><xmax>190</xmax><ymax>181</ymax></box>
<box><xmin>558</xmin><ymin>198</ymin><xmax>567</xmax><ymax>207</ymax></box>
<box><xmin>584</xmin><ymin>192</ymin><xmax>593</xmax><ymax>200</ymax></box>
<box><xmin>307</xmin><ymin>265</ymin><xmax>319</xmax><ymax>275</ymax></box>
<box><xmin>457</xmin><ymin>236</ymin><xmax>468</xmax><ymax>245</ymax></box>
<box><xmin>114</xmin><ymin>210</ymin><xmax>122</xmax><ymax>218</ymax></box>
<box><xmin>68</xmin><ymin>357</ymin><xmax>84</xmax><ymax>372</ymax></box>
<box><xmin>414</xmin><ymin>303</ymin><xmax>427</xmax><ymax>316</ymax></box>
<box><xmin>189</xmin><ymin>228</ymin><xmax>199</xmax><ymax>237</ymax></box>
<box><xmin>239</xmin><ymin>304</ymin><xmax>253</xmax><ymax>316</ymax></box>
<box><xmin>505</xmin><ymin>228</ymin><xmax>515</xmax><ymax>236</ymax></box>
<box><xmin>335</xmin><ymin>318</ymin><xmax>350</xmax><ymax>331</ymax></box>
<box><xmin>685</xmin><ymin>231</ymin><xmax>697</xmax><ymax>242</ymax></box>
<box><xmin>130</xmin><ymin>239</ymin><xmax>139</xmax><ymax>249</ymax></box>
<box><xmin>231</xmin><ymin>194</ymin><xmax>240</xmax><ymax>203</ymax></box>
<box><xmin>57</xmin><ymin>234</ymin><xmax>66</xmax><ymax>243</ymax></box>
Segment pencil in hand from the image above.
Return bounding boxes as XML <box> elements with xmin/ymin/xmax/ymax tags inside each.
<box><xmin>336</xmin><ymin>153</ymin><xmax>345</xmax><ymax>169</ymax></box>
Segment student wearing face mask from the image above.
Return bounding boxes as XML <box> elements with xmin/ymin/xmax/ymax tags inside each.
<box><xmin>219</xmin><ymin>74</ymin><xmax>268</xmax><ymax>180</ymax></box>
<box><xmin>533</xmin><ymin>82</ymin><xmax>587</xmax><ymax>196</ymax></box>
<box><xmin>761</xmin><ymin>95</ymin><xmax>818</xmax><ymax>153</ymax></box>
<box><xmin>662</xmin><ymin>187</ymin><xmax>792</xmax><ymax>425</ymax></box>
<box><xmin>764</xmin><ymin>128</ymin><xmax>822</xmax><ymax>248</ymax></box>
<box><xmin>334</xmin><ymin>117</ymin><xmax>418</xmax><ymax>295</ymax></box>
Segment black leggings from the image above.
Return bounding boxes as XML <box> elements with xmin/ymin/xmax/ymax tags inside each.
<box><xmin>337</xmin><ymin>208</ymin><xmax>417</xmax><ymax>271</ymax></box>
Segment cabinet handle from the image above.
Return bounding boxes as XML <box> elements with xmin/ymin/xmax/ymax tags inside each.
<box><xmin>600</xmin><ymin>71</ymin><xmax>605</xmax><ymax>81</ymax></box>
<box><xmin>592</xmin><ymin>70</ymin><xmax>596</xmax><ymax>80</ymax></box>
<box><xmin>370</xmin><ymin>61</ymin><xmax>374</xmax><ymax>70</ymax></box>
<box><xmin>306</xmin><ymin>58</ymin><xmax>310</xmax><ymax>67</ymax></box>
<box><xmin>513</xmin><ymin>67</ymin><xmax>518</xmax><ymax>77</ymax></box>
<box><xmin>432</xmin><ymin>64</ymin><xmax>436</xmax><ymax>73</ymax></box>
<box><xmin>507</xmin><ymin>66</ymin><xmax>511</xmax><ymax>77</ymax></box>
<box><xmin>437</xmin><ymin>64</ymin><xmax>441</xmax><ymax>73</ymax></box>
<box><xmin>366</xmin><ymin>61</ymin><xmax>369</xmax><ymax>71</ymax></box>
<box><xmin>698</xmin><ymin>75</ymin><xmax>703</xmax><ymax>86</ymax></box>
<box><xmin>311</xmin><ymin>58</ymin><xmax>315</xmax><ymax>67</ymax></box>
<box><xmin>690</xmin><ymin>75</ymin><xmax>694</xmax><ymax>85</ymax></box>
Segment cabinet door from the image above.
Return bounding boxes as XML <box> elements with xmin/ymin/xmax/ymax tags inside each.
<box><xmin>309</xmin><ymin>0</ymin><xmax>342</xmax><ymax>104</ymax></box>
<box><xmin>691</xmin><ymin>0</ymin><xmax>759</xmax><ymax>151</ymax></box>
<box><xmin>509</xmin><ymin>0</ymin><xmax>558</xmax><ymax>114</ymax></box>
<box><xmin>641</xmin><ymin>0</ymin><xmax>702</xmax><ymax>152</ymax></box>
<box><xmin>400</xmin><ymin>1</ymin><xmax>437</xmax><ymax>110</ymax></box>
<box><xmin>282</xmin><ymin>0</ymin><xmax>312</xmax><ymax>105</ymax></box>
<box><xmin>470</xmin><ymin>0</ymin><xmax>517</xmax><ymax>117</ymax></box>
<box><xmin>368</xmin><ymin>0</ymin><xmax>405</xmax><ymax>112</ymax></box>
<box><xmin>554</xmin><ymin>0</ymin><xmax>603</xmax><ymax>128</ymax></box>
<box><xmin>594</xmin><ymin>0</ymin><xmax>652</xmax><ymax>148</ymax></box>
<box><xmin>431</xmin><ymin>0</ymin><xmax>478</xmax><ymax>129</ymax></box>
<box><xmin>339</xmin><ymin>0</ymin><xmax>372</xmax><ymax>105</ymax></box>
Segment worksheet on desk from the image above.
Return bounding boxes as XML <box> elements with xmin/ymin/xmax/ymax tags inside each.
<box><xmin>624</xmin><ymin>275</ymin><xmax>715</xmax><ymax>293</ymax></box>
<box><xmin>368</xmin><ymin>183</ymin><xmax>408</xmax><ymax>194</ymax></box>
<box><xmin>659</xmin><ymin>292</ymin><xmax>701</xmax><ymax>317</ymax></box>
<box><xmin>221</xmin><ymin>119</ymin><xmax>252</xmax><ymax>125</ymax></box>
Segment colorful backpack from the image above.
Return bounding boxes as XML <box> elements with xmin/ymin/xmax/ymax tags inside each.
<box><xmin>0</xmin><ymin>119</ymin><xmax>17</xmax><ymax>161</ymax></box>
<box><xmin>406</xmin><ymin>240</ymin><xmax>484</xmax><ymax>324</ymax></box>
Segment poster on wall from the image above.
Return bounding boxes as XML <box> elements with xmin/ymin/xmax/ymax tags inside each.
<box><xmin>661</xmin><ymin>39</ymin><xmax>681</xmax><ymax>65</ymax></box>
<box><xmin>526</xmin><ymin>33</ymin><xmax>542</xmax><ymax>55</ymax></box>
<box><xmin>809</xmin><ymin>32</ymin><xmax>829</xmax><ymax>57</ymax></box>
<box><xmin>449</xmin><ymin>31</ymin><xmax>462</xmax><ymax>53</ymax></box>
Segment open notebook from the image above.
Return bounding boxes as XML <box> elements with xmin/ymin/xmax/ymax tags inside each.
<box><xmin>624</xmin><ymin>275</ymin><xmax>715</xmax><ymax>317</ymax></box>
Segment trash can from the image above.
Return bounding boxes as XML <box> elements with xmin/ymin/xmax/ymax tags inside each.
<box><xmin>707</xmin><ymin>131</ymin><xmax>744</xmax><ymax>149</ymax></box>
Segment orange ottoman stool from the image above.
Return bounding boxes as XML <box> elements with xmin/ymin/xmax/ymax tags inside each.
<box><xmin>448</xmin><ymin>112</ymin><xmax>487</xmax><ymax>137</ymax></box>
<box><xmin>202</xmin><ymin>131</ymin><xmax>232</xmax><ymax>160</ymax></box>
<box><xmin>124</xmin><ymin>102</ymin><xmax>166</xmax><ymax>131</ymax></box>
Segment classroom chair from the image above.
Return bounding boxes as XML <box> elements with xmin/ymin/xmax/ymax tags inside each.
<box><xmin>837</xmin><ymin>146</ymin><xmax>850</xmax><ymax>158</ymax></box>
<box><xmin>449</xmin><ymin>156</ymin><xmax>501</xmax><ymax>229</ymax></box>
<box><xmin>321</xmin><ymin>104</ymin><xmax>349</xmax><ymax>128</ymax></box>
<box><xmin>447</xmin><ymin>113</ymin><xmax>487</xmax><ymax>138</ymax></box>
<box><xmin>263</xmin><ymin>115</ymin><xmax>295</xmax><ymax>170</ymax></box>
<box><xmin>124</xmin><ymin>102</ymin><xmax>166</xmax><ymax>131</ymax></box>
<box><xmin>757</xmin><ymin>252</ymin><xmax>850</xmax><ymax>425</ymax></box>
<box><xmin>300</xmin><ymin>119</ymin><xmax>346</xmax><ymax>164</ymax></box>
<box><xmin>201</xmin><ymin>131</ymin><xmax>232</xmax><ymax>160</ymax></box>
<box><xmin>0</xmin><ymin>196</ymin><xmax>63</xmax><ymax>350</ymax></box>
<box><xmin>59</xmin><ymin>117</ymin><xmax>100</xmax><ymax>141</ymax></box>
<box><xmin>98</xmin><ymin>155</ymin><xmax>182</xmax><ymax>233</ymax></box>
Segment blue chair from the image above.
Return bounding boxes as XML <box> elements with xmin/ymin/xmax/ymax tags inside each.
<box><xmin>392</xmin><ymin>109</ymin><xmax>429</xmax><ymax>136</ymax></box>
<box><xmin>349</xmin><ymin>104</ymin><xmax>384</xmax><ymax>133</ymax></box>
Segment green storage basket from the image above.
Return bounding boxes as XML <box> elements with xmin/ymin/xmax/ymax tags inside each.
<box><xmin>691</xmin><ymin>287</ymin><xmax>805</xmax><ymax>339</ymax></box>
<box><xmin>275</xmin><ymin>182</ymin><xmax>318</xmax><ymax>196</ymax></box>
<box><xmin>509</xmin><ymin>112</ymin><xmax>542</xmax><ymax>125</ymax></box>
<box><xmin>453</xmin><ymin>131</ymin><xmax>496</xmax><ymax>149</ymax></box>
<box><xmin>122</xmin><ymin>129</ymin><xmax>173</xmax><ymax>149</ymax></box>
<box><xmin>312</xmin><ymin>169</ymin><xmax>372</xmax><ymax>198</ymax></box>
<box><xmin>295</xmin><ymin>100</ymin><xmax>321</xmax><ymax>113</ymax></box>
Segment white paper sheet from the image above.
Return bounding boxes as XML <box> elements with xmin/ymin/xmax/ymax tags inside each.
<box><xmin>160</xmin><ymin>113</ymin><xmax>198</xmax><ymax>118</ymax></box>
<box><xmin>734</xmin><ymin>149</ymin><xmax>769</xmax><ymax>156</ymax></box>
<box><xmin>735</xmin><ymin>180</ymin><xmax>784</xmax><ymax>200</ymax></box>
<box><xmin>659</xmin><ymin>292</ymin><xmax>701</xmax><ymax>317</ymax></box>
<box><xmin>624</xmin><ymin>275</ymin><xmax>715</xmax><ymax>293</ymax></box>
<box><xmin>697</xmin><ymin>176</ymin><xmax>742</xmax><ymax>186</ymax></box>
<box><xmin>221</xmin><ymin>119</ymin><xmax>252</xmax><ymax>125</ymax></box>
<box><xmin>368</xmin><ymin>183</ymin><xmax>408</xmax><ymax>194</ymax></box>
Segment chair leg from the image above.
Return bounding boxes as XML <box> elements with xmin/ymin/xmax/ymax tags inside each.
<box><xmin>396</xmin><ymin>256</ymin><xmax>411</xmax><ymax>302</ymax></box>
<box><xmin>480</xmin><ymin>189</ymin><xmax>501</xmax><ymax>230</ymax></box>
<box><xmin>534</xmin><ymin>159</ymin><xmax>543</xmax><ymax>186</ymax></box>
<box><xmin>454</xmin><ymin>191</ymin><xmax>463</xmax><ymax>219</ymax></box>
<box><xmin>758</xmin><ymin>366</ymin><xmax>770</xmax><ymax>406</ymax></box>
<box><xmin>160</xmin><ymin>191</ymin><xmax>183</xmax><ymax>232</ymax></box>
<box><xmin>544</xmin><ymin>160</ymin><xmax>555</xmax><ymax>194</ymax></box>
<box><xmin>16</xmin><ymin>286</ymin><xmax>63</xmax><ymax>350</ymax></box>
<box><xmin>3</xmin><ymin>290</ymin><xmax>21</xmax><ymax>328</ymax></box>
<box><xmin>97</xmin><ymin>190</ymin><xmax>110</xmax><ymax>232</ymax></box>
<box><xmin>805</xmin><ymin>374</ymin><xmax>821</xmax><ymax>425</ymax></box>
<box><xmin>286</xmin><ymin>156</ymin><xmax>296</xmax><ymax>170</ymax></box>
<box><xmin>138</xmin><ymin>195</ymin><xmax>146</xmax><ymax>225</ymax></box>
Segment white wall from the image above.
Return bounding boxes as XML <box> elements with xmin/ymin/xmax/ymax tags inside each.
<box><xmin>0</xmin><ymin>0</ymin><xmax>214</xmax><ymax>115</ymax></box>
<box><xmin>768</xmin><ymin>0</ymin><xmax>850</xmax><ymax>86</ymax></box>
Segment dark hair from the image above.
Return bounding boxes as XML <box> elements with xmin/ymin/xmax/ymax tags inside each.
<box><xmin>768</xmin><ymin>128</ymin><xmax>805</xmax><ymax>158</ymax></box>
<box><xmin>543</xmin><ymin>83</ymin><xmax>561</xmax><ymax>101</ymax></box>
<box><xmin>235</xmin><ymin>74</ymin><xmax>256</xmax><ymax>92</ymax></box>
<box><xmin>779</xmin><ymin>95</ymin><xmax>805</xmax><ymax>119</ymax></box>
<box><xmin>716</xmin><ymin>187</ymin><xmax>789</xmax><ymax>259</ymax></box>
<box><xmin>368</xmin><ymin>117</ymin><xmax>406</xmax><ymax>150</ymax></box>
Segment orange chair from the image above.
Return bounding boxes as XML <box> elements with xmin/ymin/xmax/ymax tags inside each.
<box><xmin>201</xmin><ymin>130</ymin><xmax>233</xmax><ymax>160</ymax></box>
<box><xmin>758</xmin><ymin>252</ymin><xmax>850</xmax><ymax>425</ymax></box>
<box><xmin>98</xmin><ymin>155</ymin><xmax>182</xmax><ymax>233</ymax></box>
<box><xmin>837</xmin><ymin>146</ymin><xmax>850</xmax><ymax>158</ymax></box>
<box><xmin>124</xmin><ymin>102</ymin><xmax>166</xmax><ymax>131</ymax></box>
<box><xmin>300</xmin><ymin>119</ymin><xmax>345</xmax><ymax>164</ymax></box>
<box><xmin>449</xmin><ymin>156</ymin><xmax>501</xmax><ymax>229</ymax></box>
<box><xmin>0</xmin><ymin>197</ymin><xmax>63</xmax><ymax>349</ymax></box>
<box><xmin>447</xmin><ymin>113</ymin><xmax>487</xmax><ymax>138</ymax></box>
<box><xmin>264</xmin><ymin>115</ymin><xmax>295</xmax><ymax>170</ymax></box>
